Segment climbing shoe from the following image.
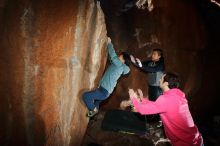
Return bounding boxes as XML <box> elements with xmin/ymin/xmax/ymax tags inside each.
<box><xmin>87</xmin><ymin>109</ymin><xmax>98</xmax><ymax>117</ymax></box>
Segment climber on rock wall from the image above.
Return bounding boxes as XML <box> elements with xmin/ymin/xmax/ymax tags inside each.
<box><xmin>82</xmin><ymin>37</ymin><xmax>131</xmax><ymax>117</ymax></box>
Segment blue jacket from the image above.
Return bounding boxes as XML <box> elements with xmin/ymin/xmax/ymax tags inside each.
<box><xmin>100</xmin><ymin>42</ymin><xmax>130</xmax><ymax>94</ymax></box>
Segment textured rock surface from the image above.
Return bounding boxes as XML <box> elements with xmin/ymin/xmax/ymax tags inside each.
<box><xmin>0</xmin><ymin>0</ymin><xmax>107</xmax><ymax>146</ymax></box>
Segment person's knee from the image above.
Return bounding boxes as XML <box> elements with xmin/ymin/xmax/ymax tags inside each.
<box><xmin>82</xmin><ymin>92</ymin><xmax>89</xmax><ymax>102</ymax></box>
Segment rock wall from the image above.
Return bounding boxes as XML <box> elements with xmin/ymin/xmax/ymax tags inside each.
<box><xmin>0</xmin><ymin>0</ymin><xmax>107</xmax><ymax>146</ymax></box>
<box><xmin>1</xmin><ymin>0</ymin><xmax>219</xmax><ymax>145</ymax></box>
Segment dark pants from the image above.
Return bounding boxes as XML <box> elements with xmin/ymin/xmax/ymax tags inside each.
<box><xmin>83</xmin><ymin>86</ymin><xmax>109</xmax><ymax>111</ymax></box>
<box><xmin>147</xmin><ymin>85</ymin><xmax>162</xmax><ymax>123</ymax></box>
<box><xmin>148</xmin><ymin>85</ymin><xmax>162</xmax><ymax>101</ymax></box>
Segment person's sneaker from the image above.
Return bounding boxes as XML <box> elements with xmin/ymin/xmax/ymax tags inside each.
<box><xmin>87</xmin><ymin>109</ymin><xmax>98</xmax><ymax>117</ymax></box>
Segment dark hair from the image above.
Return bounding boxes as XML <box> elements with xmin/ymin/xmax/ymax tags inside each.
<box><xmin>153</xmin><ymin>48</ymin><xmax>163</xmax><ymax>57</ymax></box>
<box><xmin>121</xmin><ymin>52</ymin><xmax>131</xmax><ymax>66</ymax></box>
<box><xmin>164</xmin><ymin>72</ymin><xmax>180</xmax><ymax>89</ymax></box>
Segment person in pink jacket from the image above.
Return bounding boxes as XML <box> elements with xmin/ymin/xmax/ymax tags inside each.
<box><xmin>129</xmin><ymin>72</ymin><xmax>204</xmax><ymax>146</ymax></box>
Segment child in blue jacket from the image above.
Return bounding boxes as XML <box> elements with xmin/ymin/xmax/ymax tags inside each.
<box><xmin>83</xmin><ymin>37</ymin><xmax>131</xmax><ymax>117</ymax></box>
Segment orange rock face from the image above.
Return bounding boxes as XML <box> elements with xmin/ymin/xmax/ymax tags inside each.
<box><xmin>0</xmin><ymin>0</ymin><xmax>107</xmax><ymax>146</ymax></box>
<box><xmin>1</xmin><ymin>0</ymin><xmax>219</xmax><ymax>145</ymax></box>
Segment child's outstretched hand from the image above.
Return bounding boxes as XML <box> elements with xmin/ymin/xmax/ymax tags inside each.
<box><xmin>130</xmin><ymin>55</ymin><xmax>136</xmax><ymax>63</ymax></box>
<box><xmin>107</xmin><ymin>37</ymin><xmax>111</xmax><ymax>43</ymax></box>
<box><xmin>135</xmin><ymin>58</ymin><xmax>142</xmax><ymax>67</ymax></box>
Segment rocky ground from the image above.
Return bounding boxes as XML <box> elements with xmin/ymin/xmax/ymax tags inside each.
<box><xmin>81</xmin><ymin>110</ymin><xmax>172</xmax><ymax>146</ymax></box>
